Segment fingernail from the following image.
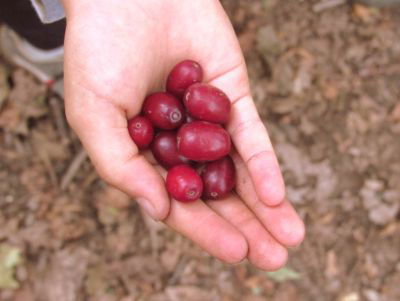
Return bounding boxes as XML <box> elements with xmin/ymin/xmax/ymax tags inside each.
<box><xmin>136</xmin><ymin>197</ymin><xmax>158</xmax><ymax>220</ymax></box>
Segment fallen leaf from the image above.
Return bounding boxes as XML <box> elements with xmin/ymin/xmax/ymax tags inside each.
<box><xmin>325</xmin><ymin>250</ymin><xmax>339</xmax><ymax>278</ymax></box>
<box><xmin>352</xmin><ymin>4</ymin><xmax>377</xmax><ymax>23</ymax></box>
<box><xmin>85</xmin><ymin>265</ymin><xmax>114</xmax><ymax>298</ymax></box>
<box><xmin>0</xmin><ymin>244</ymin><xmax>22</xmax><ymax>289</ymax></box>
<box><xmin>1</xmin><ymin>69</ymin><xmax>47</xmax><ymax>134</ymax></box>
<box><xmin>32</xmin><ymin>130</ymin><xmax>69</xmax><ymax>161</ymax></box>
<box><xmin>37</xmin><ymin>247</ymin><xmax>90</xmax><ymax>301</ymax></box>
<box><xmin>256</xmin><ymin>25</ymin><xmax>282</xmax><ymax>64</ymax></box>
<box><xmin>0</xmin><ymin>64</ymin><xmax>10</xmax><ymax>110</ymax></box>
<box><xmin>265</xmin><ymin>267</ymin><xmax>301</xmax><ymax>282</ymax></box>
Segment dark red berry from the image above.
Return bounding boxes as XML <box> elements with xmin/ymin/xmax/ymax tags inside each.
<box><xmin>166</xmin><ymin>165</ymin><xmax>203</xmax><ymax>202</ymax></box>
<box><xmin>166</xmin><ymin>60</ymin><xmax>203</xmax><ymax>98</ymax></box>
<box><xmin>177</xmin><ymin>121</ymin><xmax>231</xmax><ymax>161</ymax></box>
<box><xmin>201</xmin><ymin>156</ymin><xmax>236</xmax><ymax>200</ymax></box>
<box><xmin>151</xmin><ymin>131</ymin><xmax>191</xmax><ymax>169</ymax></box>
<box><xmin>184</xmin><ymin>83</ymin><xmax>231</xmax><ymax>124</ymax></box>
<box><xmin>143</xmin><ymin>92</ymin><xmax>185</xmax><ymax>130</ymax></box>
<box><xmin>127</xmin><ymin>116</ymin><xmax>154</xmax><ymax>149</ymax></box>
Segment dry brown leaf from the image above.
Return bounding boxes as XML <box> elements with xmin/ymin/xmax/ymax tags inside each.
<box><xmin>85</xmin><ymin>265</ymin><xmax>113</xmax><ymax>297</ymax></box>
<box><xmin>325</xmin><ymin>250</ymin><xmax>339</xmax><ymax>278</ymax></box>
<box><xmin>0</xmin><ymin>102</ymin><xmax>24</xmax><ymax>133</ymax></box>
<box><xmin>0</xmin><ymin>64</ymin><xmax>10</xmax><ymax>110</ymax></box>
<box><xmin>0</xmin><ymin>69</ymin><xmax>48</xmax><ymax>134</ymax></box>
<box><xmin>35</xmin><ymin>247</ymin><xmax>90</xmax><ymax>301</ymax></box>
<box><xmin>352</xmin><ymin>4</ymin><xmax>375</xmax><ymax>23</ymax></box>
<box><xmin>320</xmin><ymin>80</ymin><xmax>339</xmax><ymax>100</ymax></box>
<box><xmin>32</xmin><ymin>130</ymin><xmax>69</xmax><ymax>161</ymax></box>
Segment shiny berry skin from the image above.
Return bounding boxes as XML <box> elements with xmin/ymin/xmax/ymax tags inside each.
<box><xmin>127</xmin><ymin>116</ymin><xmax>154</xmax><ymax>149</ymax></box>
<box><xmin>151</xmin><ymin>131</ymin><xmax>191</xmax><ymax>169</ymax></box>
<box><xmin>201</xmin><ymin>156</ymin><xmax>236</xmax><ymax>200</ymax></box>
<box><xmin>143</xmin><ymin>92</ymin><xmax>185</xmax><ymax>130</ymax></box>
<box><xmin>177</xmin><ymin>121</ymin><xmax>231</xmax><ymax>161</ymax></box>
<box><xmin>184</xmin><ymin>83</ymin><xmax>231</xmax><ymax>124</ymax></box>
<box><xmin>166</xmin><ymin>60</ymin><xmax>203</xmax><ymax>98</ymax></box>
<box><xmin>166</xmin><ymin>165</ymin><xmax>203</xmax><ymax>202</ymax></box>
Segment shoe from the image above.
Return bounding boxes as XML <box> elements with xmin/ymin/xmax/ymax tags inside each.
<box><xmin>0</xmin><ymin>25</ymin><xmax>64</xmax><ymax>96</ymax></box>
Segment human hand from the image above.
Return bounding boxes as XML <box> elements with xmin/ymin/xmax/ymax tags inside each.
<box><xmin>62</xmin><ymin>0</ymin><xmax>305</xmax><ymax>270</ymax></box>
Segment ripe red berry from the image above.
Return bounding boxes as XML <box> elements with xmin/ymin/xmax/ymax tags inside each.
<box><xmin>166</xmin><ymin>165</ymin><xmax>203</xmax><ymax>202</ymax></box>
<box><xmin>143</xmin><ymin>92</ymin><xmax>185</xmax><ymax>130</ymax></box>
<box><xmin>151</xmin><ymin>131</ymin><xmax>191</xmax><ymax>169</ymax></box>
<box><xmin>184</xmin><ymin>83</ymin><xmax>231</xmax><ymax>124</ymax></box>
<box><xmin>177</xmin><ymin>121</ymin><xmax>231</xmax><ymax>161</ymax></box>
<box><xmin>127</xmin><ymin>116</ymin><xmax>154</xmax><ymax>149</ymax></box>
<box><xmin>201</xmin><ymin>156</ymin><xmax>236</xmax><ymax>200</ymax></box>
<box><xmin>166</xmin><ymin>60</ymin><xmax>203</xmax><ymax>98</ymax></box>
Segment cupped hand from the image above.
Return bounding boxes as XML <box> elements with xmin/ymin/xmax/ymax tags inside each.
<box><xmin>62</xmin><ymin>0</ymin><xmax>305</xmax><ymax>270</ymax></box>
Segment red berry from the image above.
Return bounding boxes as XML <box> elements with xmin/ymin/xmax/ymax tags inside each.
<box><xmin>177</xmin><ymin>121</ymin><xmax>231</xmax><ymax>161</ymax></box>
<box><xmin>201</xmin><ymin>156</ymin><xmax>236</xmax><ymax>200</ymax></box>
<box><xmin>184</xmin><ymin>83</ymin><xmax>231</xmax><ymax>124</ymax></box>
<box><xmin>166</xmin><ymin>165</ymin><xmax>203</xmax><ymax>202</ymax></box>
<box><xmin>127</xmin><ymin>116</ymin><xmax>154</xmax><ymax>149</ymax></box>
<box><xmin>143</xmin><ymin>92</ymin><xmax>185</xmax><ymax>130</ymax></box>
<box><xmin>151</xmin><ymin>131</ymin><xmax>191</xmax><ymax>169</ymax></box>
<box><xmin>166</xmin><ymin>60</ymin><xmax>203</xmax><ymax>98</ymax></box>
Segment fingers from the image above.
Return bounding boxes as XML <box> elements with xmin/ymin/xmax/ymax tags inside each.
<box><xmin>208</xmin><ymin>65</ymin><xmax>285</xmax><ymax>206</ymax></box>
<box><xmin>152</xmin><ymin>166</ymin><xmax>248</xmax><ymax>263</ymax></box>
<box><xmin>207</xmin><ymin>195</ymin><xmax>288</xmax><ymax>271</ymax></box>
<box><xmin>166</xmin><ymin>199</ymin><xmax>248</xmax><ymax>264</ymax></box>
<box><xmin>65</xmin><ymin>96</ymin><xmax>170</xmax><ymax>220</ymax></box>
<box><xmin>228</xmin><ymin>97</ymin><xmax>285</xmax><ymax>206</ymax></box>
<box><xmin>232</xmin><ymin>152</ymin><xmax>305</xmax><ymax>247</ymax></box>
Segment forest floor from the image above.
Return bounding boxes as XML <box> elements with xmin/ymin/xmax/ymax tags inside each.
<box><xmin>0</xmin><ymin>1</ymin><xmax>400</xmax><ymax>300</ymax></box>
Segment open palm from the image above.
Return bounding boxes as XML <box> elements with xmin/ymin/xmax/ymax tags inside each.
<box><xmin>62</xmin><ymin>0</ymin><xmax>304</xmax><ymax>270</ymax></box>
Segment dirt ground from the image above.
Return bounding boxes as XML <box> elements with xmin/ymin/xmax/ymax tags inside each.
<box><xmin>1</xmin><ymin>1</ymin><xmax>400</xmax><ymax>301</ymax></box>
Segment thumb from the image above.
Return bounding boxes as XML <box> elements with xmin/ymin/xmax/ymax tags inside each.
<box><xmin>65</xmin><ymin>94</ymin><xmax>170</xmax><ymax>220</ymax></box>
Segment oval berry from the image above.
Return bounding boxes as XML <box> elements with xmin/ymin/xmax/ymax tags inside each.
<box><xmin>151</xmin><ymin>131</ymin><xmax>191</xmax><ymax>169</ymax></box>
<box><xmin>201</xmin><ymin>156</ymin><xmax>236</xmax><ymax>200</ymax></box>
<box><xmin>166</xmin><ymin>165</ymin><xmax>203</xmax><ymax>202</ymax></box>
<box><xmin>184</xmin><ymin>83</ymin><xmax>231</xmax><ymax>124</ymax></box>
<box><xmin>127</xmin><ymin>116</ymin><xmax>154</xmax><ymax>149</ymax></box>
<box><xmin>143</xmin><ymin>92</ymin><xmax>185</xmax><ymax>130</ymax></box>
<box><xmin>177</xmin><ymin>121</ymin><xmax>231</xmax><ymax>161</ymax></box>
<box><xmin>166</xmin><ymin>60</ymin><xmax>203</xmax><ymax>98</ymax></box>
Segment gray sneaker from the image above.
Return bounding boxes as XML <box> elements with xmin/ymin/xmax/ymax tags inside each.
<box><xmin>0</xmin><ymin>25</ymin><xmax>64</xmax><ymax>96</ymax></box>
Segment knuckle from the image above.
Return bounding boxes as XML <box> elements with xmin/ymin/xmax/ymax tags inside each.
<box><xmin>231</xmin><ymin>118</ymin><xmax>262</xmax><ymax>138</ymax></box>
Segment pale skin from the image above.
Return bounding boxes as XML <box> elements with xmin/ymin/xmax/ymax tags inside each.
<box><xmin>61</xmin><ymin>0</ymin><xmax>305</xmax><ymax>270</ymax></box>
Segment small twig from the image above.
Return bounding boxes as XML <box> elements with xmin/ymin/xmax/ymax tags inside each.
<box><xmin>313</xmin><ymin>0</ymin><xmax>347</xmax><ymax>12</ymax></box>
<box><xmin>61</xmin><ymin>148</ymin><xmax>88</xmax><ymax>190</ymax></box>
<box><xmin>32</xmin><ymin>132</ymin><xmax>58</xmax><ymax>187</ymax></box>
<box><xmin>49</xmin><ymin>97</ymin><xmax>69</xmax><ymax>143</ymax></box>
<box><xmin>167</xmin><ymin>256</ymin><xmax>189</xmax><ymax>285</ymax></box>
<box><xmin>359</xmin><ymin>63</ymin><xmax>400</xmax><ymax>78</ymax></box>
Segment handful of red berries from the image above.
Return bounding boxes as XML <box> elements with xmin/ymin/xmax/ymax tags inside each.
<box><xmin>128</xmin><ymin>60</ymin><xmax>235</xmax><ymax>202</ymax></box>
